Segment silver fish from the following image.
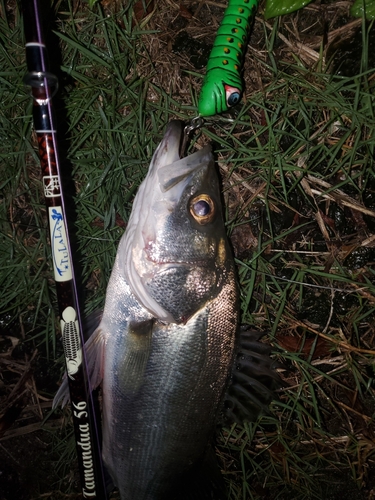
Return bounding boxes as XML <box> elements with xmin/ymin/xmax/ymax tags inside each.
<box><xmin>56</xmin><ymin>120</ymin><xmax>239</xmax><ymax>499</ymax></box>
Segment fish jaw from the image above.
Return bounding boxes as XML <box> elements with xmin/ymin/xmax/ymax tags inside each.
<box><xmin>119</xmin><ymin>120</ymin><xmax>229</xmax><ymax>324</ymax></box>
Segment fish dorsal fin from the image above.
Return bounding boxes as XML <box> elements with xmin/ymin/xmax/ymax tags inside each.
<box><xmin>119</xmin><ymin>320</ymin><xmax>154</xmax><ymax>392</ymax></box>
<box><xmin>222</xmin><ymin>327</ymin><xmax>284</xmax><ymax>424</ymax></box>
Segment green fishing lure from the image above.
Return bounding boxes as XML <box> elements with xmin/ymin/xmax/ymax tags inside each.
<box><xmin>198</xmin><ymin>0</ymin><xmax>258</xmax><ymax>117</ymax></box>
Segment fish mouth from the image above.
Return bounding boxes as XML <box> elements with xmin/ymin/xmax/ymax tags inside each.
<box><xmin>150</xmin><ymin>120</ymin><xmax>212</xmax><ymax>193</ymax></box>
<box><xmin>149</xmin><ymin>120</ymin><xmax>184</xmax><ymax>175</ymax></box>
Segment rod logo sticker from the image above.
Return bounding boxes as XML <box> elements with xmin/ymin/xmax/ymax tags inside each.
<box><xmin>48</xmin><ymin>206</ymin><xmax>73</xmax><ymax>282</ymax></box>
<box><xmin>61</xmin><ymin>306</ymin><xmax>82</xmax><ymax>380</ymax></box>
<box><xmin>43</xmin><ymin>175</ymin><xmax>60</xmax><ymax>197</ymax></box>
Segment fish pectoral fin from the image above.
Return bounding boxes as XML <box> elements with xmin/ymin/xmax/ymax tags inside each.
<box><xmin>119</xmin><ymin>319</ymin><xmax>154</xmax><ymax>392</ymax></box>
<box><xmin>84</xmin><ymin>325</ymin><xmax>106</xmax><ymax>389</ymax></box>
<box><xmin>52</xmin><ymin>319</ymin><xmax>107</xmax><ymax>409</ymax></box>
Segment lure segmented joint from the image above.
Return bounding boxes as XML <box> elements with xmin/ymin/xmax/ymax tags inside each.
<box><xmin>198</xmin><ymin>0</ymin><xmax>258</xmax><ymax>117</ymax></box>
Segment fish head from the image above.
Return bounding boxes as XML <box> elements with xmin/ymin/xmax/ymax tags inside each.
<box><xmin>122</xmin><ymin>120</ymin><xmax>231</xmax><ymax>324</ymax></box>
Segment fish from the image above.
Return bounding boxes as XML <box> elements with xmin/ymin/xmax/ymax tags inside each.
<box><xmin>54</xmin><ymin>120</ymin><xmax>281</xmax><ymax>499</ymax></box>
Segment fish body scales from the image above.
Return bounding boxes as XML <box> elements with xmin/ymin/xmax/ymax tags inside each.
<box><xmin>101</xmin><ymin>260</ymin><xmax>237</xmax><ymax>498</ymax></box>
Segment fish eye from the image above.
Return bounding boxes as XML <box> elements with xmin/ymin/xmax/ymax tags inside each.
<box><xmin>224</xmin><ymin>84</ymin><xmax>242</xmax><ymax>108</ymax></box>
<box><xmin>194</xmin><ymin>200</ymin><xmax>210</xmax><ymax>217</ymax></box>
<box><xmin>189</xmin><ymin>194</ymin><xmax>215</xmax><ymax>224</ymax></box>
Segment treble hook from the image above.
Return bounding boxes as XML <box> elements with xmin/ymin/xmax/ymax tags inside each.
<box><xmin>180</xmin><ymin>116</ymin><xmax>204</xmax><ymax>157</ymax></box>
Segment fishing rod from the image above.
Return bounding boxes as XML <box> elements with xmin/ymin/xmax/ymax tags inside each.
<box><xmin>21</xmin><ymin>1</ymin><xmax>108</xmax><ymax>498</ymax></box>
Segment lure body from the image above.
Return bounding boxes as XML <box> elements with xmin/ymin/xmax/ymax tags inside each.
<box><xmin>198</xmin><ymin>0</ymin><xmax>258</xmax><ymax>117</ymax></box>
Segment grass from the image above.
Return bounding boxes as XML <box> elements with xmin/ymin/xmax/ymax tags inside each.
<box><xmin>1</xmin><ymin>0</ymin><xmax>375</xmax><ymax>498</ymax></box>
